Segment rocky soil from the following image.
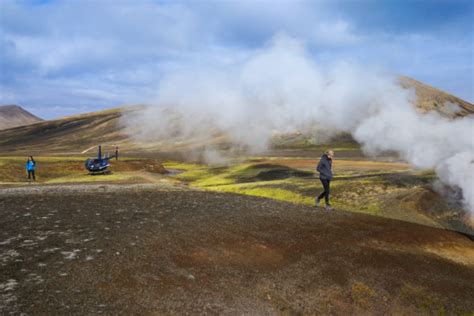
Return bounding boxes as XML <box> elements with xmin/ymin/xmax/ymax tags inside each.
<box><xmin>1</xmin><ymin>184</ymin><xmax>473</xmax><ymax>315</ymax></box>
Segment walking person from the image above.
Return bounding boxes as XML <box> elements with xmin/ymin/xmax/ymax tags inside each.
<box><xmin>316</xmin><ymin>149</ymin><xmax>334</xmax><ymax>210</ymax></box>
<box><xmin>26</xmin><ymin>156</ymin><xmax>36</xmax><ymax>182</ymax></box>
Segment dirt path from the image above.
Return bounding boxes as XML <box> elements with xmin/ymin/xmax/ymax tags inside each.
<box><xmin>1</xmin><ymin>185</ymin><xmax>473</xmax><ymax>315</ymax></box>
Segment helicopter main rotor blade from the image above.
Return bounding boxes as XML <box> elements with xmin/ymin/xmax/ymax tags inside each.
<box><xmin>81</xmin><ymin>144</ymin><xmax>118</xmax><ymax>154</ymax></box>
<box><xmin>81</xmin><ymin>146</ymin><xmax>97</xmax><ymax>154</ymax></box>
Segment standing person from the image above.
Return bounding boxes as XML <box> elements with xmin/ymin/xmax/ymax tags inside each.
<box><xmin>26</xmin><ymin>156</ymin><xmax>36</xmax><ymax>181</ymax></box>
<box><xmin>316</xmin><ymin>149</ymin><xmax>334</xmax><ymax>210</ymax></box>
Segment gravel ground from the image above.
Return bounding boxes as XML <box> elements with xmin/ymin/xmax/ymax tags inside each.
<box><xmin>1</xmin><ymin>184</ymin><xmax>473</xmax><ymax>315</ymax></box>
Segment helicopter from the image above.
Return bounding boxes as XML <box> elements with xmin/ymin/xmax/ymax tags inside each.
<box><xmin>83</xmin><ymin>145</ymin><xmax>119</xmax><ymax>174</ymax></box>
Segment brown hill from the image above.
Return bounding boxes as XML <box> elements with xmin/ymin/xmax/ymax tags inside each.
<box><xmin>0</xmin><ymin>106</ymin><xmax>147</xmax><ymax>155</ymax></box>
<box><xmin>399</xmin><ymin>76</ymin><xmax>474</xmax><ymax>117</ymax></box>
<box><xmin>0</xmin><ymin>105</ymin><xmax>43</xmax><ymax>130</ymax></box>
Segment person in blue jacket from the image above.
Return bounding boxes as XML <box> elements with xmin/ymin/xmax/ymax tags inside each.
<box><xmin>26</xmin><ymin>156</ymin><xmax>36</xmax><ymax>181</ymax></box>
<box><xmin>316</xmin><ymin>149</ymin><xmax>334</xmax><ymax>210</ymax></box>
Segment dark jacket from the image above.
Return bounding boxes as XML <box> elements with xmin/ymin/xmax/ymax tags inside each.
<box><xmin>316</xmin><ymin>154</ymin><xmax>333</xmax><ymax>180</ymax></box>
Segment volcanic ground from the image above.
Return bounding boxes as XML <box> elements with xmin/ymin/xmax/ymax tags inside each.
<box><xmin>1</xmin><ymin>184</ymin><xmax>473</xmax><ymax>315</ymax></box>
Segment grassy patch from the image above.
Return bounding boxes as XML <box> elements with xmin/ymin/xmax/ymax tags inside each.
<box><xmin>0</xmin><ymin>156</ymin><xmax>165</xmax><ymax>184</ymax></box>
<box><xmin>208</xmin><ymin>184</ymin><xmax>314</xmax><ymax>205</ymax></box>
<box><xmin>1</xmin><ymin>155</ymin><xmax>444</xmax><ymax>225</ymax></box>
<box><xmin>163</xmin><ymin>158</ymin><xmax>430</xmax><ymax>216</ymax></box>
<box><xmin>163</xmin><ymin>161</ymin><xmax>205</xmax><ymax>171</ymax></box>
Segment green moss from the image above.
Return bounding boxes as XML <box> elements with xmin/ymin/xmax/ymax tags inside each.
<box><xmin>176</xmin><ymin>169</ymin><xmax>214</xmax><ymax>182</ymax></box>
<box><xmin>163</xmin><ymin>161</ymin><xmax>205</xmax><ymax>171</ymax></box>
<box><xmin>194</xmin><ymin>175</ymin><xmax>236</xmax><ymax>187</ymax></box>
<box><xmin>354</xmin><ymin>202</ymin><xmax>380</xmax><ymax>215</ymax></box>
<box><xmin>164</xmin><ymin>160</ymin><xmax>393</xmax><ymax>213</ymax></box>
<box><xmin>0</xmin><ymin>156</ymin><xmax>432</xmax><ymax>222</ymax></box>
<box><xmin>209</xmin><ymin>185</ymin><xmax>313</xmax><ymax>205</ymax></box>
<box><xmin>165</xmin><ymin>161</ymin><xmax>316</xmax><ymax>204</ymax></box>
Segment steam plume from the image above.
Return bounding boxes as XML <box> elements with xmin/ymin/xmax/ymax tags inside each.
<box><xmin>125</xmin><ymin>35</ymin><xmax>474</xmax><ymax>214</ymax></box>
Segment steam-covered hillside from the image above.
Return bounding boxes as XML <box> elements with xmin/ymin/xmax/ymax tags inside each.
<box><xmin>0</xmin><ymin>76</ymin><xmax>471</xmax><ymax>155</ymax></box>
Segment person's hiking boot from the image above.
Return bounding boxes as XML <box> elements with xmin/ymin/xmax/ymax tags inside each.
<box><xmin>315</xmin><ymin>199</ymin><xmax>320</xmax><ymax>207</ymax></box>
<box><xmin>325</xmin><ymin>205</ymin><xmax>333</xmax><ymax>211</ymax></box>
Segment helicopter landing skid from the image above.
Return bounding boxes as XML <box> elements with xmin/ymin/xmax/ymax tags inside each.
<box><xmin>88</xmin><ymin>170</ymin><xmax>111</xmax><ymax>175</ymax></box>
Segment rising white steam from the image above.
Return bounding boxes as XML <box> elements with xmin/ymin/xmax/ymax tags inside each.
<box><xmin>125</xmin><ymin>35</ymin><xmax>474</xmax><ymax>213</ymax></box>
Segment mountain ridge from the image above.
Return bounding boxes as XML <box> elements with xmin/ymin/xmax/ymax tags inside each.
<box><xmin>0</xmin><ymin>105</ymin><xmax>43</xmax><ymax>130</ymax></box>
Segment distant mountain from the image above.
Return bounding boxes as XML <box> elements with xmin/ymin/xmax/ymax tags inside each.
<box><xmin>0</xmin><ymin>105</ymin><xmax>43</xmax><ymax>130</ymax></box>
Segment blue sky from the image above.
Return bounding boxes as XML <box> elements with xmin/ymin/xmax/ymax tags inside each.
<box><xmin>0</xmin><ymin>0</ymin><xmax>472</xmax><ymax>119</ymax></box>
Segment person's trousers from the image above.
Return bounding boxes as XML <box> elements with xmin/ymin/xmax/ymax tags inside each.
<box><xmin>27</xmin><ymin>170</ymin><xmax>35</xmax><ymax>180</ymax></box>
<box><xmin>317</xmin><ymin>178</ymin><xmax>330</xmax><ymax>205</ymax></box>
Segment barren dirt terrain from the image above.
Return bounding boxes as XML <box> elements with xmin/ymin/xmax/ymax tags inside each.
<box><xmin>1</xmin><ymin>184</ymin><xmax>473</xmax><ymax>315</ymax></box>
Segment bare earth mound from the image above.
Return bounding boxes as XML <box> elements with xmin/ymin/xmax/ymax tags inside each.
<box><xmin>1</xmin><ymin>186</ymin><xmax>472</xmax><ymax>314</ymax></box>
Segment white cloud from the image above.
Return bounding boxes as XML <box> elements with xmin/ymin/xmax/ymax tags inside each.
<box><xmin>0</xmin><ymin>0</ymin><xmax>472</xmax><ymax>116</ymax></box>
<box><xmin>313</xmin><ymin>19</ymin><xmax>362</xmax><ymax>45</ymax></box>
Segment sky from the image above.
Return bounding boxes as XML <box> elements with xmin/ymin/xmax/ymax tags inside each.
<box><xmin>0</xmin><ymin>0</ymin><xmax>473</xmax><ymax>119</ymax></box>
